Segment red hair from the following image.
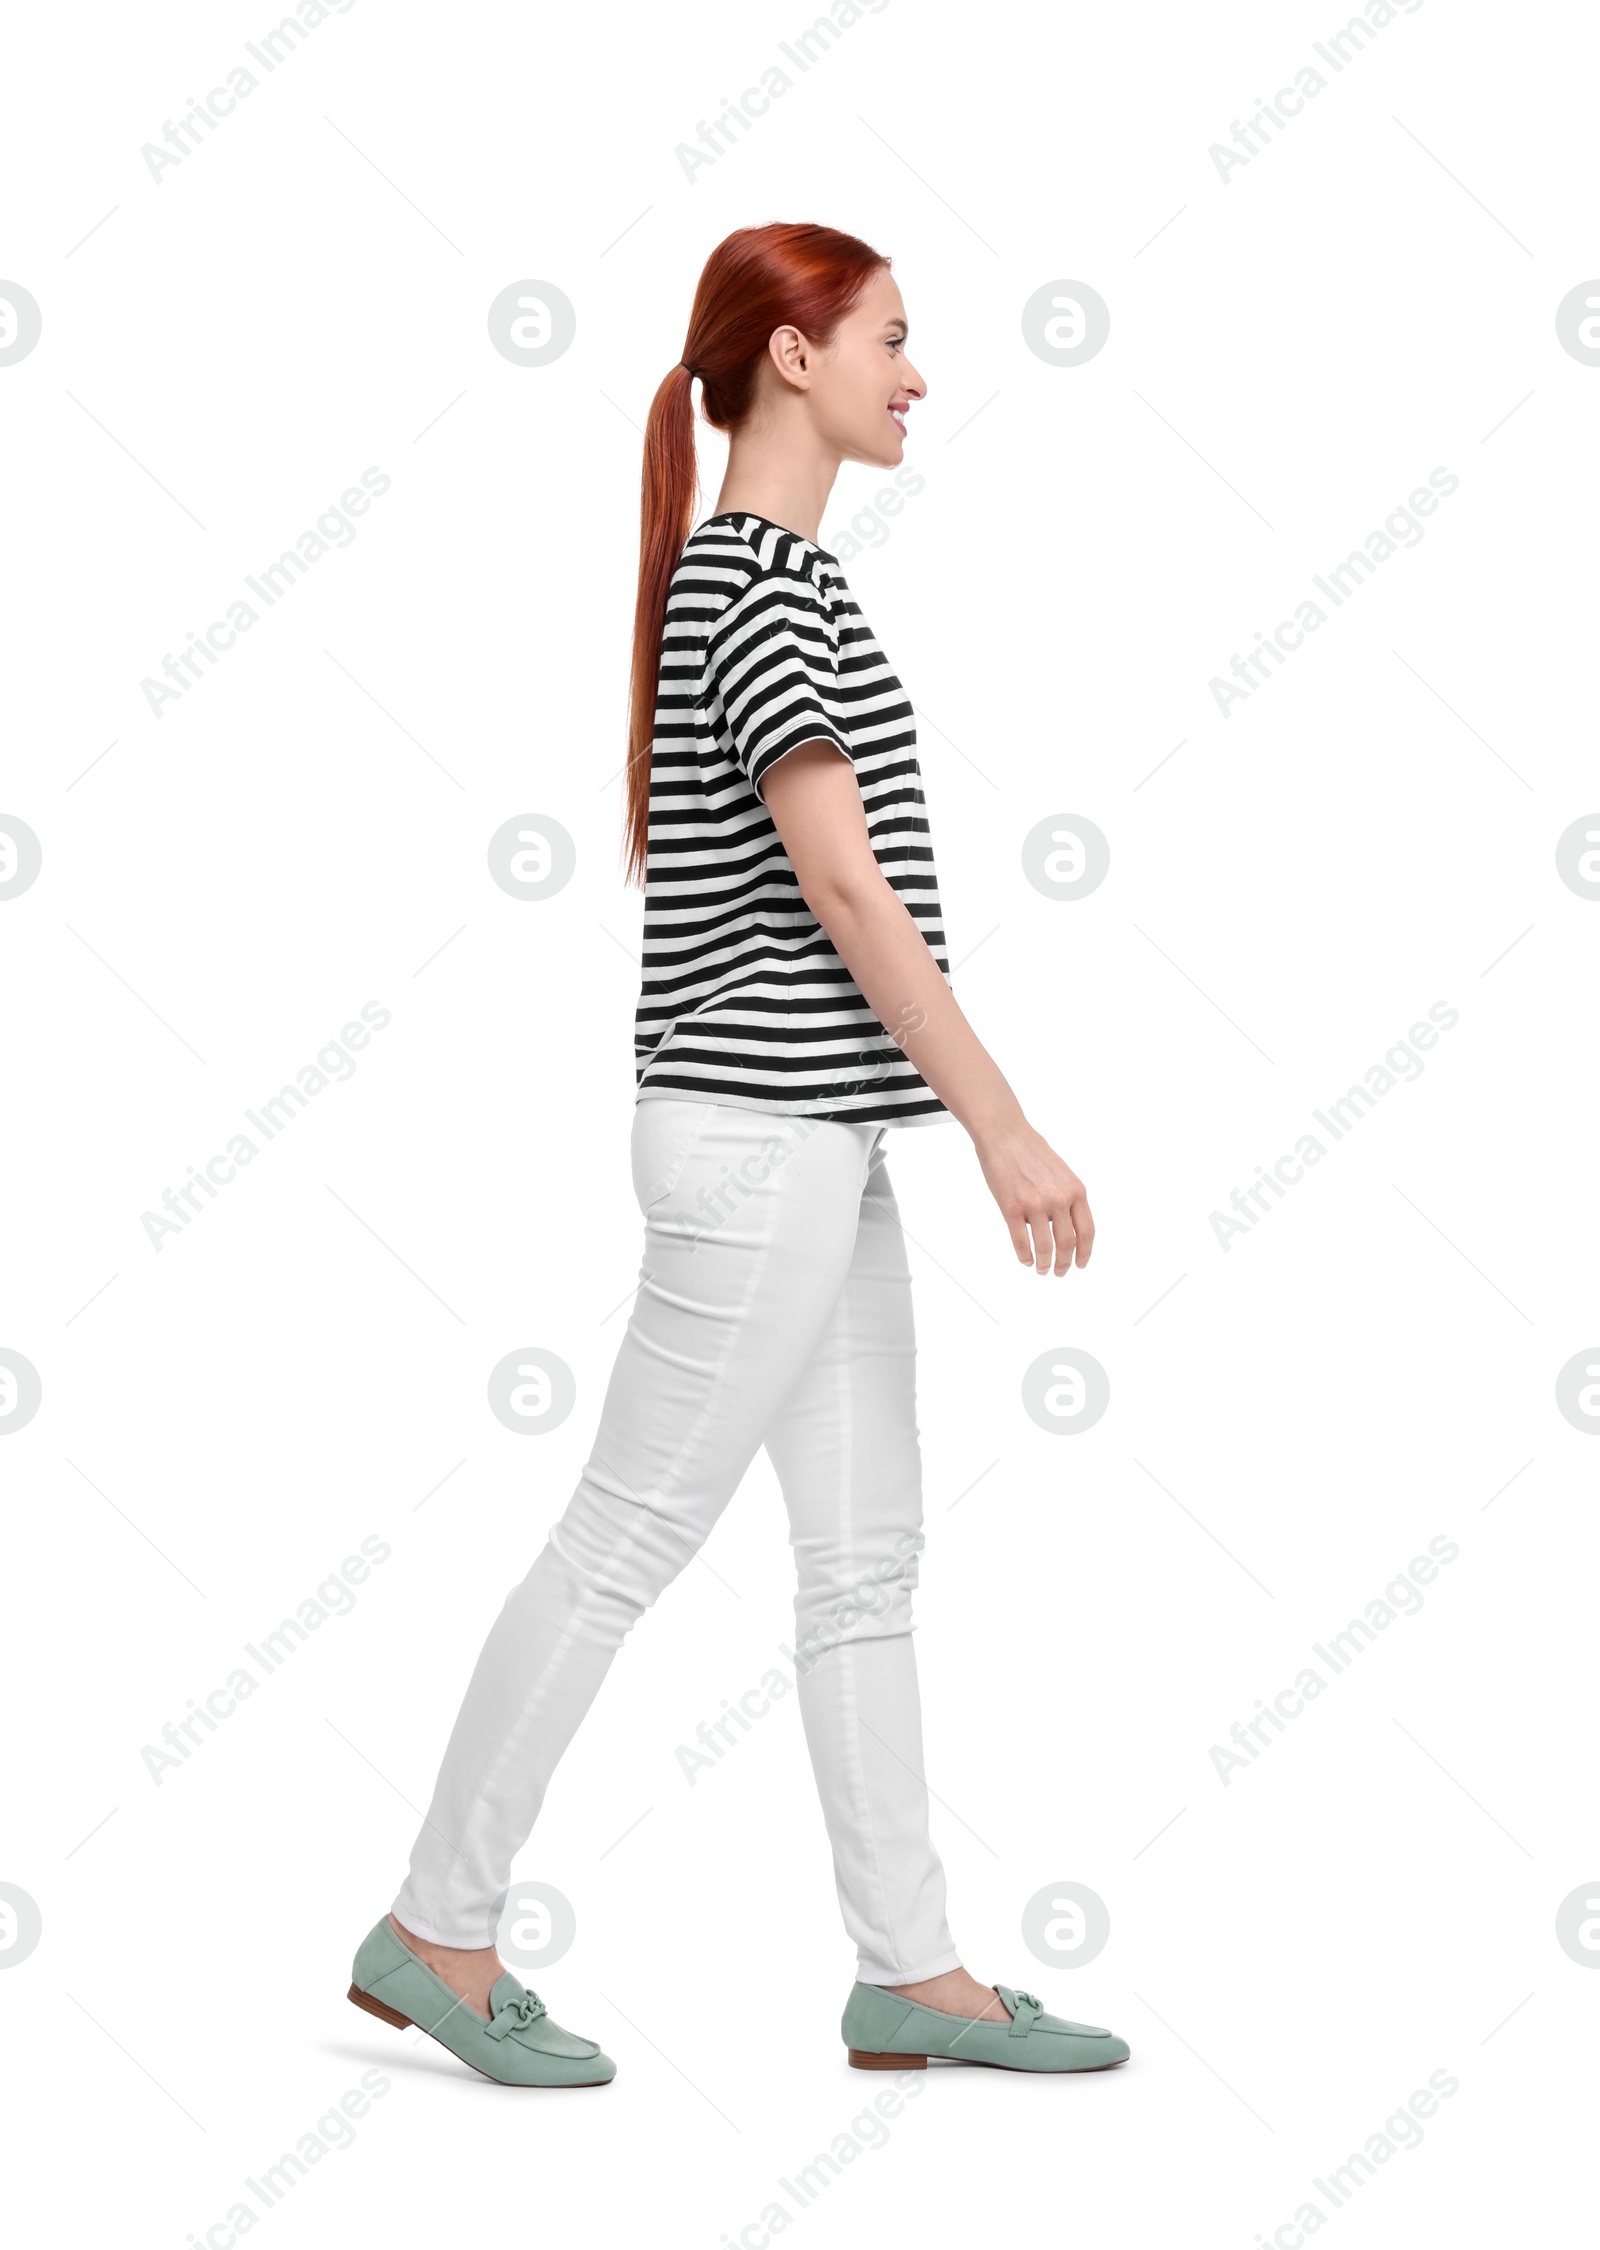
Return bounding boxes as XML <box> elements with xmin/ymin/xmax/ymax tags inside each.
<box><xmin>622</xmin><ymin>221</ymin><xmax>888</xmax><ymax>887</ymax></box>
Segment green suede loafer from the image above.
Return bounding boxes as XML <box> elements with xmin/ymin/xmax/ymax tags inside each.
<box><xmin>842</xmin><ymin>1980</ymin><xmax>1129</xmax><ymax>2073</ymax></box>
<box><xmin>348</xmin><ymin>1917</ymin><xmax>615</xmax><ymax>2087</ymax></box>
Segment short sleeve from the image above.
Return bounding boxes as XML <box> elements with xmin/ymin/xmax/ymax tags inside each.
<box><xmin>705</xmin><ymin>560</ymin><xmax>853</xmax><ymax>796</ymax></box>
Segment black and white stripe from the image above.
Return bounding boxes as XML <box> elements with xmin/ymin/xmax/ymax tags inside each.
<box><xmin>635</xmin><ymin>512</ymin><xmax>952</xmax><ymax>1124</ymax></box>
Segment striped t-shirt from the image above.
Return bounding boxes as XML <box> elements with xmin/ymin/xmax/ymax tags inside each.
<box><xmin>634</xmin><ymin>512</ymin><xmax>953</xmax><ymax>1125</ymax></box>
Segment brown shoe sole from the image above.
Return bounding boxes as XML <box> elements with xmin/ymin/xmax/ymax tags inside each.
<box><xmin>847</xmin><ymin>2047</ymin><xmax>1127</xmax><ymax>2072</ymax></box>
<box><xmin>347</xmin><ymin>1983</ymin><xmax>612</xmax><ymax>2088</ymax></box>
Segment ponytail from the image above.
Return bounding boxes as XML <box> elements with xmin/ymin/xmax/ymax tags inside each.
<box><xmin>623</xmin><ymin>222</ymin><xmax>888</xmax><ymax>887</ymax></box>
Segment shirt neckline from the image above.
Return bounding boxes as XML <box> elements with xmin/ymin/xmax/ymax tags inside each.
<box><xmin>701</xmin><ymin>511</ymin><xmax>837</xmax><ymax>563</ymax></box>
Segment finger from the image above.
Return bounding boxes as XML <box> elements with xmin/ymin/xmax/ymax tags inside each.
<box><xmin>1007</xmin><ymin>1210</ymin><xmax>1034</xmax><ymax>1265</ymax></box>
<box><xmin>1070</xmin><ymin>1195</ymin><xmax>1094</xmax><ymax>1267</ymax></box>
<box><xmin>1052</xmin><ymin>1208</ymin><xmax>1078</xmax><ymax>1276</ymax></box>
<box><xmin>1029</xmin><ymin>1209</ymin><xmax>1054</xmax><ymax>1275</ymax></box>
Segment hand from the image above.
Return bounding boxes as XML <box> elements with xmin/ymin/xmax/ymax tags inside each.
<box><xmin>974</xmin><ymin>1118</ymin><xmax>1095</xmax><ymax>1275</ymax></box>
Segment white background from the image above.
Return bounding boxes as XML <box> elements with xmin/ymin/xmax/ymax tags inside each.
<box><xmin>3</xmin><ymin>1</ymin><xmax>1597</xmax><ymax>2243</ymax></box>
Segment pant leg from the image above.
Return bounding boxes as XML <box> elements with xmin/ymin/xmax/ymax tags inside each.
<box><xmin>762</xmin><ymin>1134</ymin><xmax>961</xmax><ymax>1986</ymax></box>
<box><xmin>392</xmin><ymin>1099</ymin><xmax>881</xmax><ymax>1948</ymax></box>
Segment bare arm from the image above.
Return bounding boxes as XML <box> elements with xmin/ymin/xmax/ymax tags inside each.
<box><xmin>760</xmin><ymin>742</ymin><xmax>1094</xmax><ymax>1276</ymax></box>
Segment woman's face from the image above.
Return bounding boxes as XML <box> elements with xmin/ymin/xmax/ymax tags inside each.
<box><xmin>790</xmin><ymin>265</ymin><xmax>927</xmax><ymax>469</ymax></box>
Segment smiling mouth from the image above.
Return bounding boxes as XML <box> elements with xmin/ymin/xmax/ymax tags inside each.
<box><xmin>889</xmin><ymin>406</ymin><xmax>907</xmax><ymax>435</ymax></box>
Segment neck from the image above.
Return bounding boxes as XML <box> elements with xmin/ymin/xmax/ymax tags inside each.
<box><xmin>713</xmin><ymin>420</ymin><xmax>839</xmax><ymax>544</ymax></box>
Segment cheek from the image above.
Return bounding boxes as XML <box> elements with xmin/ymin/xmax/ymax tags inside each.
<box><xmin>819</xmin><ymin>356</ymin><xmax>899</xmax><ymax>454</ymax></box>
<box><xmin>847</xmin><ymin>361</ymin><xmax>886</xmax><ymax>416</ymax></box>
<box><xmin>831</xmin><ymin>370</ymin><xmax>891</xmax><ymax>440</ymax></box>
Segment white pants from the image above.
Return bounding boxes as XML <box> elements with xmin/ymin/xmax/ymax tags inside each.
<box><xmin>392</xmin><ymin>1095</ymin><xmax>961</xmax><ymax>1985</ymax></box>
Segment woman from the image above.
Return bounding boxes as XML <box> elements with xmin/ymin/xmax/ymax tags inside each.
<box><xmin>348</xmin><ymin>222</ymin><xmax>1129</xmax><ymax>2086</ymax></box>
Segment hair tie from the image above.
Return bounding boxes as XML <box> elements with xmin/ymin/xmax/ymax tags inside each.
<box><xmin>680</xmin><ymin>361</ymin><xmax>694</xmax><ymax>375</ymax></box>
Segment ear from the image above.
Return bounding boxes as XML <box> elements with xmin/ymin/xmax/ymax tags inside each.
<box><xmin>767</xmin><ymin>323</ymin><xmax>814</xmax><ymax>391</ymax></box>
